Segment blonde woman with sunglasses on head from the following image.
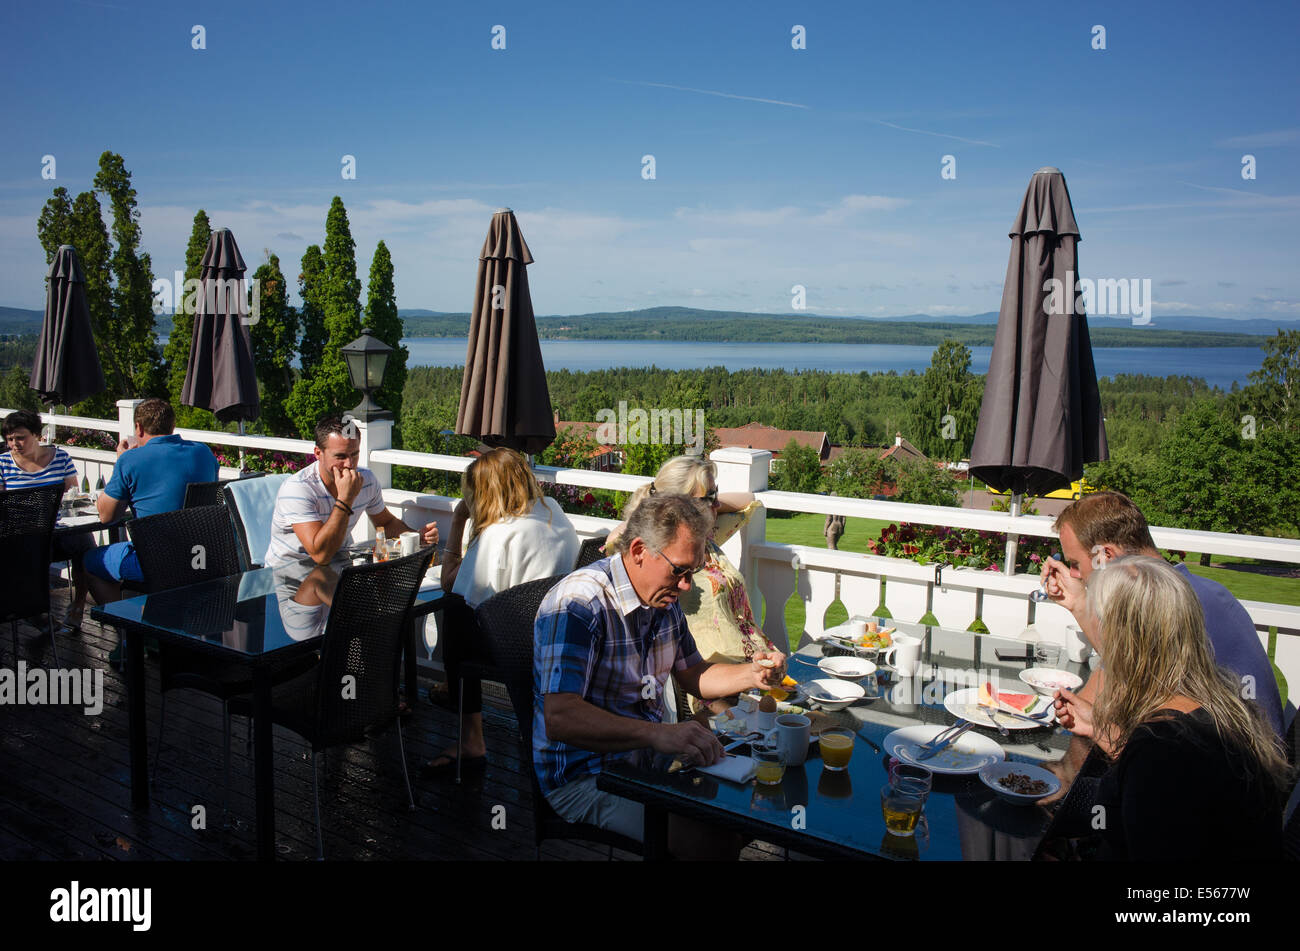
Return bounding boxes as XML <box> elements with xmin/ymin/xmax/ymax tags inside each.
<box><xmin>605</xmin><ymin>455</ymin><xmax>772</xmax><ymax>715</ymax></box>
<box><xmin>1055</xmin><ymin>555</ymin><xmax>1288</xmax><ymax>860</ymax></box>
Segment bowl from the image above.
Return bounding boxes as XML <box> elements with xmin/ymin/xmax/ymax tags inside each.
<box><xmin>817</xmin><ymin>655</ymin><xmax>877</xmax><ymax>681</ymax></box>
<box><xmin>978</xmin><ymin>761</ymin><xmax>1060</xmax><ymax>805</ymax></box>
<box><xmin>798</xmin><ymin>678</ymin><xmax>866</xmax><ymax>711</ymax></box>
<box><xmin>1018</xmin><ymin>667</ymin><xmax>1084</xmax><ymax>697</ymax></box>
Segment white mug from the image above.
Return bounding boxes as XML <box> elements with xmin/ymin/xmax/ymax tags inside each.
<box><xmin>775</xmin><ymin>714</ymin><xmax>811</xmax><ymax>766</ymax></box>
<box><xmin>883</xmin><ymin>634</ymin><xmax>922</xmax><ymax>678</ymax></box>
<box><xmin>399</xmin><ymin>531</ymin><xmax>419</xmax><ymax>557</ymax></box>
<box><xmin>1065</xmin><ymin>624</ymin><xmax>1092</xmax><ymax>663</ymax></box>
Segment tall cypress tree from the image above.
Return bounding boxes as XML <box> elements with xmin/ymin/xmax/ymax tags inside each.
<box><xmin>285</xmin><ymin>197</ymin><xmax>362</xmax><ymax>436</ymax></box>
<box><xmin>297</xmin><ymin>244</ymin><xmax>326</xmax><ymax>370</ymax></box>
<box><xmin>36</xmin><ymin>187</ymin><xmax>73</xmax><ymax>262</ymax></box>
<box><xmin>365</xmin><ymin>240</ymin><xmax>406</xmax><ymax>423</ymax></box>
<box><xmin>93</xmin><ymin>151</ymin><xmax>161</xmax><ymax>396</ymax></box>
<box><xmin>165</xmin><ymin>210</ymin><xmax>214</xmax><ymax>428</ymax></box>
<box><xmin>249</xmin><ymin>252</ymin><xmax>299</xmax><ymax>436</ymax></box>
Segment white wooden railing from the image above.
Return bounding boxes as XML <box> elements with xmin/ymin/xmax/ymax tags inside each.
<box><xmin>14</xmin><ymin>400</ymin><xmax>1300</xmax><ymax>714</ymax></box>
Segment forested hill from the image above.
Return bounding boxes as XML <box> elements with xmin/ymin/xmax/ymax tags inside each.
<box><xmin>396</xmin><ymin>308</ymin><xmax>1271</xmax><ymax>348</ymax></box>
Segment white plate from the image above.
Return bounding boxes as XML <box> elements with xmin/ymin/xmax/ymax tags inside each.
<box><xmin>884</xmin><ymin>724</ymin><xmax>1005</xmax><ymax>775</ymax></box>
<box><xmin>979</xmin><ymin>761</ymin><xmax>1061</xmax><ymax>805</ymax></box>
<box><xmin>817</xmin><ymin>656</ymin><xmax>877</xmax><ymax>680</ymax></box>
<box><xmin>1018</xmin><ymin>667</ymin><xmax>1084</xmax><ymax>697</ymax></box>
<box><xmin>943</xmin><ymin>687</ymin><xmax>1055</xmax><ymax>730</ymax></box>
<box><xmin>797</xmin><ymin>678</ymin><xmax>866</xmax><ymax>711</ymax></box>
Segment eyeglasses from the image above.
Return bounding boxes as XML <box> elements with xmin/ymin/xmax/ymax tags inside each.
<box><xmin>655</xmin><ymin>548</ymin><xmax>705</xmax><ymax>579</ymax></box>
<box><xmin>699</xmin><ymin>489</ymin><xmax>719</xmax><ymax>505</ymax></box>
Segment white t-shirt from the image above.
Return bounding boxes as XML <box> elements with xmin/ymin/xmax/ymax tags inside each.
<box><xmin>264</xmin><ymin>462</ymin><xmax>386</xmax><ymax>567</ymax></box>
<box><xmin>453</xmin><ymin>496</ymin><xmax>580</xmax><ymax>608</ymax></box>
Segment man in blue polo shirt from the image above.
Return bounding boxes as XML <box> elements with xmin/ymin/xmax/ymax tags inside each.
<box><xmin>85</xmin><ymin>398</ymin><xmax>218</xmax><ymax>606</ymax></box>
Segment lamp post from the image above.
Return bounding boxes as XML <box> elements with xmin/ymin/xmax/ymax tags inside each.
<box><xmin>340</xmin><ymin>328</ymin><xmax>394</xmax><ymax>421</ymax></box>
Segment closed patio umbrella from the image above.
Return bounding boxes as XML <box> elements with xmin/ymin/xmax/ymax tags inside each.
<box><xmin>455</xmin><ymin>208</ymin><xmax>555</xmax><ymax>455</ymax></box>
<box><xmin>181</xmin><ymin>228</ymin><xmax>260</xmax><ymax>425</ymax></box>
<box><xmin>968</xmin><ymin>167</ymin><xmax>1108</xmax><ymax>570</ymax></box>
<box><xmin>30</xmin><ymin>245</ymin><xmax>105</xmax><ymax>407</ymax></box>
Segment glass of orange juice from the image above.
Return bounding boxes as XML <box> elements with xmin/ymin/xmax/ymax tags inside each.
<box><xmin>819</xmin><ymin>728</ymin><xmax>855</xmax><ymax>771</ymax></box>
<box><xmin>752</xmin><ymin>744</ymin><xmax>786</xmax><ymax>785</ymax></box>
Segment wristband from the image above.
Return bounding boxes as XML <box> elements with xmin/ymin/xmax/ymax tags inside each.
<box><xmin>335</xmin><ymin>500</ymin><xmax>353</xmax><ymax>515</ymax></box>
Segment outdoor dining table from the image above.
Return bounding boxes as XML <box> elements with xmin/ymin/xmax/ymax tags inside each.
<box><xmin>598</xmin><ymin>618</ymin><xmax>1093</xmax><ymax>861</ymax></box>
<box><xmin>90</xmin><ymin>550</ymin><xmax>448</xmax><ymax>861</ymax></box>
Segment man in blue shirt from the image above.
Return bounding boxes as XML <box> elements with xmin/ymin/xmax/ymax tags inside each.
<box><xmin>84</xmin><ymin>398</ymin><xmax>218</xmax><ymax>606</ymax></box>
<box><xmin>1038</xmin><ymin>491</ymin><xmax>1285</xmax><ymax>802</ymax></box>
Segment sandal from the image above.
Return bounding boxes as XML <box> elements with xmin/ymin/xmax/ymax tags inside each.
<box><xmin>419</xmin><ymin>752</ymin><xmax>486</xmax><ymax>780</ymax></box>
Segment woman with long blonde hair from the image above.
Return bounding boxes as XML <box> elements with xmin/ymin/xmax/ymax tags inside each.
<box><xmin>1065</xmin><ymin>555</ymin><xmax>1288</xmax><ymax>859</ymax></box>
<box><xmin>606</xmin><ymin>454</ymin><xmax>772</xmax><ymax>714</ymax></box>
<box><xmin>424</xmin><ymin>448</ymin><xmax>579</xmax><ymax>778</ymax></box>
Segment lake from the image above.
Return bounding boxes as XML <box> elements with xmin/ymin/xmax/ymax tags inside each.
<box><xmin>402</xmin><ymin>338</ymin><xmax>1265</xmax><ymax>390</ymax></box>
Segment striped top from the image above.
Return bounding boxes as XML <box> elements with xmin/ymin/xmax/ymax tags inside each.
<box><xmin>0</xmin><ymin>446</ymin><xmax>77</xmax><ymax>490</ymax></box>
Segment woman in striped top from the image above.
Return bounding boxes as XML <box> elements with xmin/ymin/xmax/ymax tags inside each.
<box><xmin>2</xmin><ymin>410</ymin><xmax>91</xmax><ymax>621</ymax></box>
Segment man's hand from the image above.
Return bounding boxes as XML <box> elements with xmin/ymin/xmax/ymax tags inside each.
<box><xmin>334</xmin><ymin>467</ymin><xmax>362</xmax><ymax>505</ymax></box>
<box><xmin>115</xmin><ymin>436</ymin><xmax>132</xmax><ymax>457</ymax></box>
<box><xmin>1041</xmin><ymin>557</ymin><xmax>1085</xmax><ymax>614</ymax></box>
<box><xmin>648</xmin><ymin>720</ymin><xmax>724</xmax><ymax>767</ymax></box>
<box><xmin>1053</xmin><ymin>687</ymin><xmax>1093</xmax><ymax>738</ymax></box>
<box><xmin>420</xmin><ymin>521</ymin><xmax>439</xmax><ymax>548</ymax></box>
<box><xmin>751</xmin><ymin>651</ymin><xmax>787</xmax><ymax>690</ymax></box>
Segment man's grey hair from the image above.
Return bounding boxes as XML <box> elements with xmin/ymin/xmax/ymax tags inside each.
<box><xmin>619</xmin><ymin>493</ymin><xmax>711</xmax><ymax>557</ymax></box>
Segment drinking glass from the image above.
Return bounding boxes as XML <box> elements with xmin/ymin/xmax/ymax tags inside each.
<box><xmin>888</xmin><ymin>761</ymin><xmax>933</xmax><ymax>800</ymax></box>
<box><xmin>752</xmin><ymin>744</ymin><xmax>786</xmax><ymax>785</ymax></box>
<box><xmin>880</xmin><ymin>783</ymin><xmax>925</xmax><ymax>837</ymax></box>
<box><xmin>818</xmin><ymin>728</ymin><xmax>854</xmax><ymax>771</ymax></box>
<box><xmin>1034</xmin><ymin>642</ymin><xmax>1063</xmax><ymax>667</ymax></box>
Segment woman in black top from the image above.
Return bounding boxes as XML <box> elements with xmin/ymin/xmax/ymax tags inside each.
<box><xmin>1059</xmin><ymin>555</ymin><xmax>1288</xmax><ymax>860</ymax></box>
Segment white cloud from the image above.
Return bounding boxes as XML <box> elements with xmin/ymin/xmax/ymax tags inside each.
<box><xmin>1215</xmin><ymin>129</ymin><xmax>1300</xmax><ymax>148</ymax></box>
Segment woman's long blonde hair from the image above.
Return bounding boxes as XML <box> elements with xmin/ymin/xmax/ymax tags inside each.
<box><xmin>623</xmin><ymin>455</ymin><xmax>715</xmax><ymax>519</ymax></box>
<box><xmin>462</xmin><ymin>448</ymin><xmax>545</xmax><ymax>543</ymax></box>
<box><xmin>1088</xmin><ymin>555</ymin><xmax>1288</xmax><ymax>790</ymax></box>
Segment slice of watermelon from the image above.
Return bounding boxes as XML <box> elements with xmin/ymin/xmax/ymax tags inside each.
<box><xmin>998</xmin><ymin>691</ymin><xmax>1041</xmax><ymax>714</ymax></box>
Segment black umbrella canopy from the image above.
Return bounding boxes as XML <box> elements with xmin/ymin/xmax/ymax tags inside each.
<box><xmin>455</xmin><ymin>208</ymin><xmax>555</xmax><ymax>455</ymax></box>
<box><xmin>30</xmin><ymin>245</ymin><xmax>106</xmax><ymax>406</ymax></box>
<box><xmin>969</xmin><ymin>168</ymin><xmax>1108</xmax><ymax>496</ymax></box>
<box><xmin>181</xmin><ymin>228</ymin><xmax>260</xmax><ymax>424</ymax></box>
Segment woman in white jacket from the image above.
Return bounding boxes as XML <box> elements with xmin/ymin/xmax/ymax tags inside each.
<box><xmin>424</xmin><ymin>448</ymin><xmax>579</xmax><ymax>778</ymax></box>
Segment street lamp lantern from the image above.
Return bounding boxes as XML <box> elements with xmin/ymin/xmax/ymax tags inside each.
<box><xmin>341</xmin><ymin>328</ymin><xmax>394</xmax><ymax>421</ymax></box>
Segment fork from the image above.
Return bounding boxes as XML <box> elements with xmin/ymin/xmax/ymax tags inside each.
<box><xmin>980</xmin><ymin>702</ymin><xmax>1010</xmax><ymax>737</ymax></box>
<box><xmin>915</xmin><ymin>720</ymin><xmax>977</xmax><ymax>760</ymax></box>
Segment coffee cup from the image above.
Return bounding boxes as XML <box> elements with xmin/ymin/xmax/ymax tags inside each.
<box><xmin>399</xmin><ymin>531</ymin><xmax>419</xmax><ymax>557</ymax></box>
<box><xmin>775</xmin><ymin>714</ymin><xmax>811</xmax><ymax>766</ymax></box>
<box><xmin>883</xmin><ymin>634</ymin><xmax>922</xmax><ymax>678</ymax></box>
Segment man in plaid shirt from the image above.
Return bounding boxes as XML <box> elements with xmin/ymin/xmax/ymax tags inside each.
<box><xmin>534</xmin><ymin>493</ymin><xmax>786</xmax><ymax>857</ymax></box>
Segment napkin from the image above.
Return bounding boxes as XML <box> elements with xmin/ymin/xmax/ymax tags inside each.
<box><xmin>696</xmin><ymin>754</ymin><xmax>758</xmax><ymax>784</ymax></box>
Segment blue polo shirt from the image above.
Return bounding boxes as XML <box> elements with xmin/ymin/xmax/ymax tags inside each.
<box><xmin>1175</xmin><ymin>563</ymin><xmax>1285</xmax><ymax>738</ymax></box>
<box><xmin>103</xmin><ymin>433</ymin><xmax>218</xmax><ymax>518</ymax></box>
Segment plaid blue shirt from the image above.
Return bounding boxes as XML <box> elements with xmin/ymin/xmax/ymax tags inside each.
<box><xmin>533</xmin><ymin>553</ymin><xmax>702</xmax><ymax>797</ymax></box>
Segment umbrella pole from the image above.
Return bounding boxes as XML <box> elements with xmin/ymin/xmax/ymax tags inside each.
<box><xmin>1003</xmin><ymin>493</ymin><xmax>1021</xmax><ymax>576</ymax></box>
<box><xmin>238</xmin><ymin>420</ymin><xmax>246</xmax><ymax>474</ymax></box>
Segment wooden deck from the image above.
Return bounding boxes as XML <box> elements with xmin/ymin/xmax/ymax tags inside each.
<box><xmin>2</xmin><ymin>589</ymin><xmax>789</xmax><ymax>862</ymax></box>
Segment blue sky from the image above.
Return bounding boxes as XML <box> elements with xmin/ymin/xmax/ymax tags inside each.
<box><xmin>1</xmin><ymin>0</ymin><xmax>1297</xmax><ymax>321</ymax></box>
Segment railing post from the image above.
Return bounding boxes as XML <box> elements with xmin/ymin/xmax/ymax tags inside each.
<box><xmin>711</xmin><ymin>447</ymin><xmax>771</xmax><ymax>620</ymax></box>
<box><xmin>118</xmin><ymin>398</ymin><xmax>142</xmax><ymax>446</ymax></box>
<box><xmin>354</xmin><ymin>416</ymin><xmax>393</xmax><ymax>490</ymax></box>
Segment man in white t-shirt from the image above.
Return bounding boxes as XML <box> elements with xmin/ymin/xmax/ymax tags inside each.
<box><xmin>264</xmin><ymin>415</ymin><xmax>438</xmax><ymax>568</ymax></box>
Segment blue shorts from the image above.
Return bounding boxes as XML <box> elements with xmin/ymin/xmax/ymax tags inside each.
<box><xmin>84</xmin><ymin>542</ymin><xmax>144</xmax><ymax>584</ymax></box>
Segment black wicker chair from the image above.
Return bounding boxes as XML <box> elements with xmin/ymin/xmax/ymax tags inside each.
<box><xmin>229</xmin><ymin>548</ymin><xmax>434</xmax><ymax>859</ymax></box>
<box><xmin>183</xmin><ymin>480</ymin><xmax>226</xmax><ymax>508</ymax></box>
<box><xmin>127</xmin><ymin>505</ymin><xmax>314</xmax><ymax>816</ymax></box>
<box><xmin>2</xmin><ymin>484</ymin><xmax>63</xmax><ymax>665</ymax></box>
<box><xmin>472</xmin><ymin>574</ymin><xmax>643</xmax><ymax>859</ymax></box>
<box><xmin>573</xmin><ymin>532</ymin><xmax>610</xmax><ymax>569</ymax></box>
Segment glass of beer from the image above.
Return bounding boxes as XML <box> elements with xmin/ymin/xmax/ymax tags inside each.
<box><xmin>819</xmin><ymin>728</ymin><xmax>855</xmax><ymax>771</ymax></box>
<box><xmin>752</xmin><ymin>744</ymin><xmax>786</xmax><ymax>785</ymax></box>
<box><xmin>880</xmin><ymin>783</ymin><xmax>924</xmax><ymax>837</ymax></box>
